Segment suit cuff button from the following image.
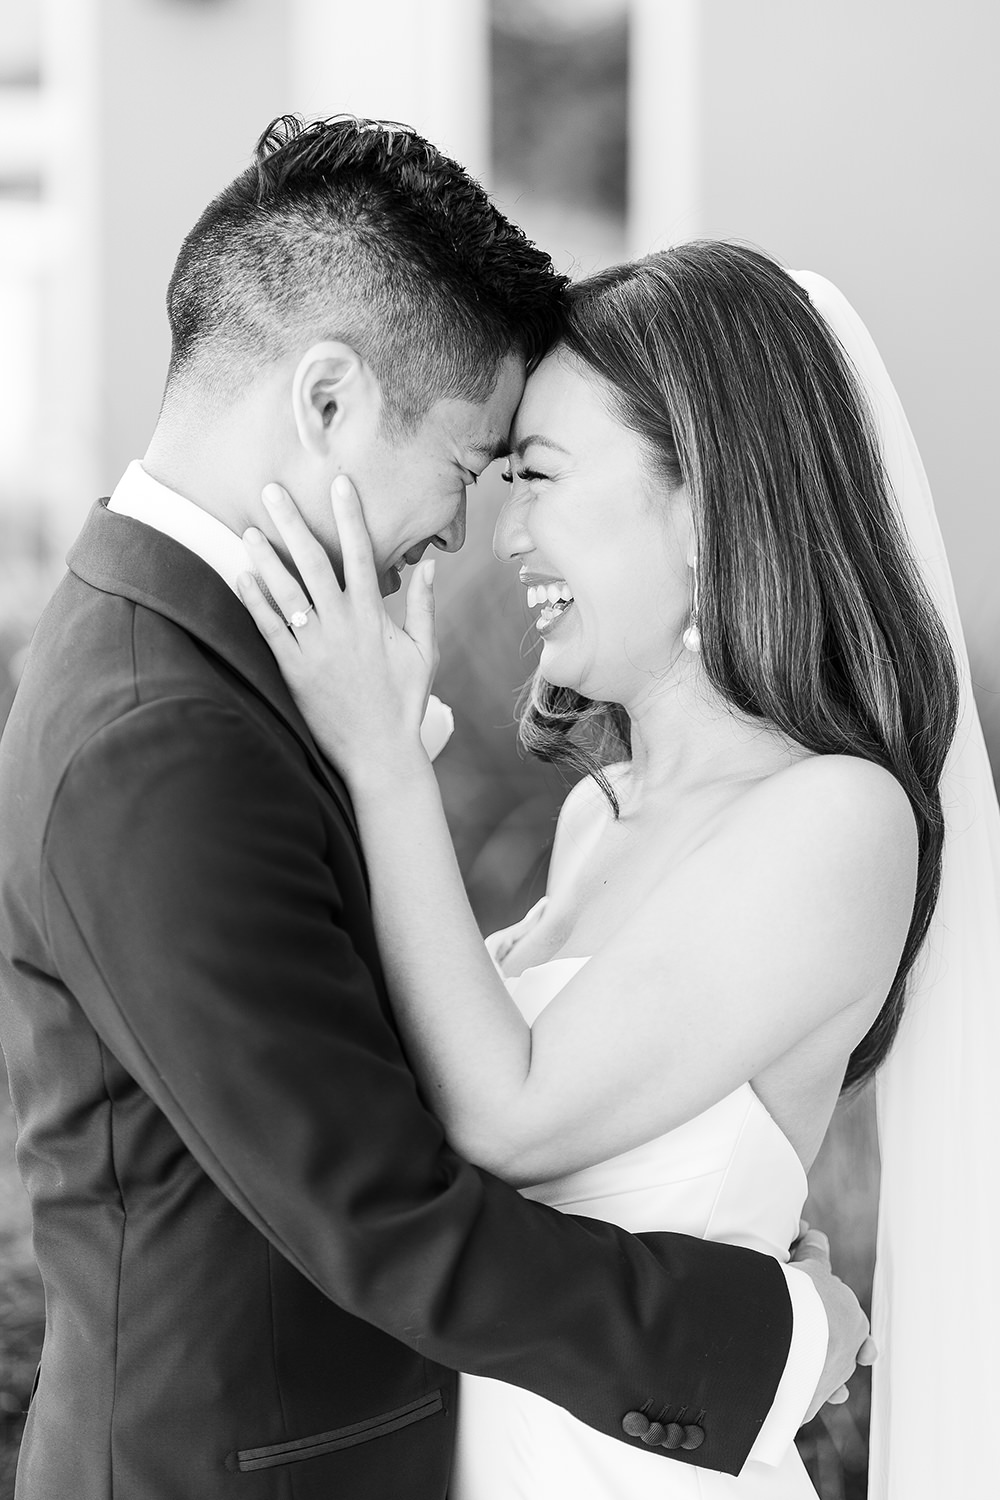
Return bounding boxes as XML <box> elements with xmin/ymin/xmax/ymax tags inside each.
<box><xmin>681</xmin><ymin>1424</ymin><xmax>705</xmax><ymax>1449</ymax></box>
<box><xmin>622</xmin><ymin>1411</ymin><xmax>650</xmax><ymax>1438</ymax></box>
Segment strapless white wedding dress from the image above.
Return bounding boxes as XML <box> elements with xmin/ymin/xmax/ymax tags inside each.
<box><xmin>450</xmin><ymin>910</ymin><xmax>817</xmax><ymax>1499</ymax></box>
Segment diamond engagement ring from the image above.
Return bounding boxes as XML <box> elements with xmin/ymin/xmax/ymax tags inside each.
<box><xmin>289</xmin><ymin>604</ymin><xmax>314</xmax><ymax>630</ymax></box>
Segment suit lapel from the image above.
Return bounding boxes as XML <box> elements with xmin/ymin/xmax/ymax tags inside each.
<box><xmin>68</xmin><ymin>500</ymin><xmax>365</xmax><ymax>857</ymax></box>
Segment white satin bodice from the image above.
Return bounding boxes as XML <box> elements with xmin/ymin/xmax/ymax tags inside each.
<box><xmin>506</xmin><ymin>956</ymin><xmax>807</xmax><ymax>1258</ymax></box>
<box><xmin>449</xmin><ymin>911</ymin><xmax>817</xmax><ymax>1499</ymax></box>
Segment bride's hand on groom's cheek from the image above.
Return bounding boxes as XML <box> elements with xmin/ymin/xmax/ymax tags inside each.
<box><xmin>237</xmin><ymin>476</ymin><xmax>439</xmax><ymax>787</ymax></box>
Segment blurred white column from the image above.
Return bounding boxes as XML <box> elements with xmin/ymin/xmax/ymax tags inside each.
<box><xmin>39</xmin><ymin>0</ymin><xmax>290</xmax><ymax>553</ymax></box>
<box><xmin>35</xmin><ymin>0</ymin><xmax>492</xmax><ymax>553</ymax></box>
<box><xmin>289</xmin><ymin>0</ymin><xmax>491</xmax><ymax>184</ymax></box>
<box><xmin>627</xmin><ymin>0</ymin><xmax>702</xmax><ymax>255</ymax></box>
<box><xmin>40</xmin><ymin>0</ymin><xmax>102</xmax><ymax>541</ymax></box>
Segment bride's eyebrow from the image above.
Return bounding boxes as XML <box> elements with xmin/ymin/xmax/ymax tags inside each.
<box><xmin>511</xmin><ymin>434</ymin><xmax>570</xmax><ymax>460</ymax></box>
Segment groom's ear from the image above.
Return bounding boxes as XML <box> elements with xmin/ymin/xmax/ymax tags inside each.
<box><xmin>290</xmin><ymin>341</ymin><xmax>381</xmax><ymax>456</ymax></box>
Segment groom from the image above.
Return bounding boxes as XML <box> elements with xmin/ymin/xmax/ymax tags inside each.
<box><xmin>0</xmin><ymin>116</ymin><xmax>864</xmax><ymax>1499</ymax></box>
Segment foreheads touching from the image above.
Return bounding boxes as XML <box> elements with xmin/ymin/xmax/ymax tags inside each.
<box><xmin>162</xmin><ymin>113</ymin><xmax>569</xmax><ymax>429</ymax></box>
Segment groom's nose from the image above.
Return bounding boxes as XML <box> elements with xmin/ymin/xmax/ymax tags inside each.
<box><xmin>432</xmin><ymin>496</ymin><xmax>467</xmax><ymax>554</ymax></box>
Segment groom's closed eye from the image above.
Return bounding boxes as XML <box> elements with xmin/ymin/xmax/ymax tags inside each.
<box><xmin>467</xmin><ymin>437</ymin><xmax>510</xmax><ymax>470</ymax></box>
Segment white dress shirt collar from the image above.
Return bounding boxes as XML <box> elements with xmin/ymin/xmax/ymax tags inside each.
<box><xmin>106</xmin><ymin>460</ymin><xmax>456</xmax><ymax>761</ymax></box>
<box><xmin>107</xmin><ymin>460</ymin><xmax>252</xmax><ymax>597</ymax></box>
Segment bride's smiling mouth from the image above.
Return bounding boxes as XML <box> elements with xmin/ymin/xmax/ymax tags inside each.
<box><xmin>522</xmin><ymin>575</ymin><xmax>575</xmax><ymax>635</ymax></box>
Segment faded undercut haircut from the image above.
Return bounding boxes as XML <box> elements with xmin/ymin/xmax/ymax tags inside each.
<box><xmin>164</xmin><ymin>114</ymin><xmax>568</xmax><ymax>425</ymax></box>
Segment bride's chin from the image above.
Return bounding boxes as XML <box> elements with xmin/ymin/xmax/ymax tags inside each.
<box><xmin>538</xmin><ymin>657</ymin><xmax>601</xmax><ymax>701</ymax></box>
<box><xmin>540</xmin><ymin>651</ymin><xmax>655</xmax><ymax>710</ymax></box>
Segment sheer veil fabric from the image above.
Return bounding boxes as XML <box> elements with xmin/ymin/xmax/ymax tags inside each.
<box><xmin>791</xmin><ymin>272</ymin><xmax>1000</xmax><ymax>1498</ymax></box>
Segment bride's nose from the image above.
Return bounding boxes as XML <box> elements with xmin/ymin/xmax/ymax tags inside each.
<box><xmin>492</xmin><ymin>493</ymin><xmax>531</xmax><ymax>562</ymax></box>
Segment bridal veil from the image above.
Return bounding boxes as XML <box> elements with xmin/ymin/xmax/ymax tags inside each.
<box><xmin>792</xmin><ymin>271</ymin><xmax>1000</xmax><ymax>1499</ymax></box>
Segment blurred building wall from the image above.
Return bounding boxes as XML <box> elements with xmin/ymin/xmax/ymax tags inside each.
<box><xmin>93</xmin><ymin>0</ymin><xmax>290</xmax><ymax>516</ymax></box>
<box><xmin>30</xmin><ymin>0</ymin><xmax>291</xmax><ymax>556</ymax></box>
<box><xmin>292</xmin><ymin>0</ymin><xmax>488</xmax><ymax>181</ymax></box>
<box><xmin>42</xmin><ymin>0</ymin><xmax>487</xmax><ymax>552</ymax></box>
<box><xmin>631</xmin><ymin>0</ymin><xmax>1000</xmax><ymax>677</ymax></box>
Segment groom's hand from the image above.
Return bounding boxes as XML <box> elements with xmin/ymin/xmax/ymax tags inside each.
<box><xmin>790</xmin><ymin>1224</ymin><xmax>876</xmax><ymax>1421</ymax></box>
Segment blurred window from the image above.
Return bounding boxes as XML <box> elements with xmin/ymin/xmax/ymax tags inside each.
<box><xmin>0</xmin><ymin>0</ymin><xmax>41</xmax><ymax>86</ymax></box>
<box><xmin>490</xmin><ymin>0</ymin><xmax>628</xmax><ymax>267</ymax></box>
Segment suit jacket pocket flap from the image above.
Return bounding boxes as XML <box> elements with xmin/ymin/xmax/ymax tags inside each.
<box><xmin>229</xmin><ymin>1390</ymin><xmax>444</xmax><ymax>1472</ymax></box>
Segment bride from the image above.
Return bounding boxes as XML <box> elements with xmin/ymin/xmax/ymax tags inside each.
<box><xmin>239</xmin><ymin>243</ymin><xmax>996</xmax><ymax>1497</ymax></box>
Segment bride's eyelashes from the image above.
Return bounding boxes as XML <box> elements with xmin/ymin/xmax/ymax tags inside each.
<box><xmin>501</xmin><ymin>467</ymin><xmax>550</xmax><ymax>484</ymax></box>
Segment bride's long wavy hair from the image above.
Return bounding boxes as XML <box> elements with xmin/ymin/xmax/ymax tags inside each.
<box><xmin>519</xmin><ymin>242</ymin><xmax>959</xmax><ymax>1090</ymax></box>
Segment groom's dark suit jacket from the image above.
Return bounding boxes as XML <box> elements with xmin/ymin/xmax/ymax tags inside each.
<box><xmin>0</xmin><ymin>501</ymin><xmax>793</xmax><ymax>1498</ymax></box>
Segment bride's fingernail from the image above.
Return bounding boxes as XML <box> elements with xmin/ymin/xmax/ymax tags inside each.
<box><xmin>244</xmin><ymin>527</ymin><xmax>264</xmax><ymax>544</ymax></box>
<box><xmin>261</xmin><ymin>485</ymin><xmax>283</xmax><ymax>508</ymax></box>
<box><xmin>332</xmin><ymin>475</ymin><xmax>352</xmax><ymax>500</ymax></box>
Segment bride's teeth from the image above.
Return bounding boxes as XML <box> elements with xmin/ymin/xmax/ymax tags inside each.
<box><xmin>526</xmin><ymin>581</ymin><xmax>573</xmax><ymax>609</ymax></box>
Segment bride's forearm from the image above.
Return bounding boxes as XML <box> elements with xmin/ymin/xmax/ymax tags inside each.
<box><xmin>347</xmin><ymin>756</ymin><xmax>533</xmax><ymax>1174</ymax></box>
<box><xmin>237</xmin><ymin>486</ymin><xmax>543</xmax><ymax>1178</ymax></box>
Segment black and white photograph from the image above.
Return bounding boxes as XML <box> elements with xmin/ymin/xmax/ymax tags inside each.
<box><xmin>0</xmin><ymin>2</ymin><xmax>997</xmax><ymax>1498</ymax></box>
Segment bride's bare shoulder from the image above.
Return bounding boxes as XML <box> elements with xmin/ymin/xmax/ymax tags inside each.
<box><xmin>733</xmin><ymin>752</ymin><xmax>919</xmax><ymax>895</ymax></box>
<box><xmin>757</xmin><ymin>752</ymin><xmax>915</xmax><ymax>830</ymax></box>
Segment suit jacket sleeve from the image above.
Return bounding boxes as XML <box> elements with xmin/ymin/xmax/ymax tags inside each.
<box><xmin>39</xmin><ymin>696</ymin><xmax>793</xmax><ymax>1475</ymax></box>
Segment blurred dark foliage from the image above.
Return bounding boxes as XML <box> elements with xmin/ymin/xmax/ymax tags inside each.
<box><xmin>0</xmin><ymin>508</ymin><xmax>51</xmax><ymax>1496</ymax></box>
<box><xmin>970</xmin><ymin>650</ymin><xmax>1000</xmax><ymax>799</ymax></box>
<box><xmin>0</xmin><ymin>507</ymin><xmax>50</xmax><ymax>732</ymax></box>
<box><xmin>0</xmin><ymin>1083</ymin><xmax>42</xmax><ymax>1500</ymax></box>
<box><xmin>798</xmin><ymin>1086</ymin><xmax>878</xmax><ymax>1500</ymax></box>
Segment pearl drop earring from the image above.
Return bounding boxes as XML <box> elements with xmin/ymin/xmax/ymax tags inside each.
<box><xmin>682</xmin><ymin>560</ymin><xmax>701</xmax><ymax>653</ymax></box>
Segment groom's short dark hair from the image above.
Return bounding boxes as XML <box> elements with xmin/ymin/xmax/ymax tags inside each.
<box><xmin>164</xmin><ymin>114</ymin><xmax>567</xmax><ymax>426</ymax></box>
